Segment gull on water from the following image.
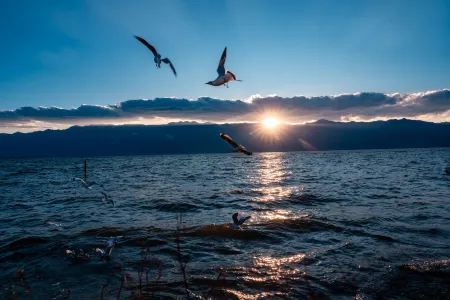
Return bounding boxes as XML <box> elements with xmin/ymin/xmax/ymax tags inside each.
<box><xmin>101</xmin><ymin>192</ymin><xmax>115</xmax><ymax>206</ymax></box>
<box><xmin>230</xmin><ymin>212</ymin><xmax>251</xmax><ymax>230</ymax></box>
<box><xmin>134</xmin><ymin>35</ymin><xmax>177</xmax><ymax>77</ymax></box>
<box><xmin>206</xmin><ymin>47</ymin><xmax>242</xmax><ymax>88</ymax></box>
<box><xmin>95</xmin><ymin>237</ymin><xmax>122</xmax><ymax>258</ymax></box>
<box><xmin>72</xmin><ymin>178</ymin><xmax>103</xmax><ymax>190</ymax></box>
<box><xmin>220</xmin><ymin>132</ymin><xmax>252</xmax><ymax>155</ymax></box>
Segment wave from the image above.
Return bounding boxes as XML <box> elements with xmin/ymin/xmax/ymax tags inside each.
<box><xmin>1</xmin><ymin>236</ymin><xmax>47</xmax><ymax>251</ymax></box>
<box><xmin>182</xmin><ymin>224</ymin><xmax>270</xmax><ymax>240</ymax></box>
<box><xmin>285</xmin><ymin>193</ymin><xmax>334</xmax><ymax>206</ymax></box>
<box><xmin>79</xmin><ymin>226</ymin><xmax>141</xmax><ymax>237</ymax></box>
<box><xmin>399</xmin><ymin>259</ymin><xmax>450</xmax><ymax>273</ymax></box>
<box><xmin>153</xmin><ymin>202</ymin><xmax>203</xmax><ymax>212</ymax></box>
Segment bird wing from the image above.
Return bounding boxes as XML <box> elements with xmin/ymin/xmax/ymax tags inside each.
<box><xmin>161</xmin><ymin>58</ymin><xmax>177</xmax><ymax>77</ymax></box>
<box><xmin>239</xmin><ymin>148</ymin><xmax>253</xmax><ymax>156</ymax></box>
<box><xmin>217</xmin><ymin>47</ymin><xmax>227</xmax><ymax>76</ymax></box>
<box><xmin>88</xmin><ymin>181</ymin><xmax>103</xmax><ymax>188</ymax></box>
<box><xmin>73</xmin><ymin>177</ymin><xmax>88</xmax><ymax>186</ymax></box>
<box><xmin>134</xmin><ymin>35</ymin><xmax>158</xmax><ymax>57</ymax></box>
<box><xmin>220</xmin><ymin>133</ymin><xmax>239</xmax><ymax>149</ymax></box>
<box><xmin>238</xmin><ymin>216</ymin><xmax>251</xmax><ymax>225</ymax></box>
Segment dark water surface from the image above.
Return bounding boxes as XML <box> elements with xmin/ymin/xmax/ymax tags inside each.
<box><xmin>1</xmin><ymin>149</ymin><xmax>450</xmax><ymax>299</ymax></box>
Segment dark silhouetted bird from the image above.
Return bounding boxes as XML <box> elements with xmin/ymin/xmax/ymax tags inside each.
<box><xmin>220</xmin><ymin>132</ymin><xmax>252</xmax><ymax>155</ymax></box>
<box><xmin>134</xmin><ymin>35</ymin><xmax>177</xmax><ymax>77</ymax></box>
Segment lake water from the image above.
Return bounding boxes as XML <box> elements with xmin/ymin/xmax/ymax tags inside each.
<box><xmin>1</xmin><ymin>148</ymin><xmax>450</xmax><ymax>299</ymax></box>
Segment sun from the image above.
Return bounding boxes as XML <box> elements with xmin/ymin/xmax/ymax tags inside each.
<box><xmin>262</xmin><ymin>117</ymin><xmax>280</xmax><ymax>129</ymax></box>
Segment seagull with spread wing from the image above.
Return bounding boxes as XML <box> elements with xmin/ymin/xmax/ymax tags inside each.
<box><xmin>73</xmin><ymin>178</ymin><xmax>103</xmax><ymax>190</ymax></box>
<box><xmin>230</xmin><ymin>213</ymin><xmax>251</xmax><ymax>230</ymax></box>
<box><xmin>134</xmin><ymin>35</ymin><xmax>177</xmax><ymax>77</ymax></box>
<box><xmin>206</xmin><ymin>47</ymin><xmax>242</xmax><ymax>88</ymax></box>
<box><xmin>101</xmin><ymin>192</ymin><xmax>115</xmax><ymax>206</ymax></box>
<box><xmin>95</xmin><ymin>236</ymin><xmax>122</xmax><ymax>258</ymax></box>
<box><xmin>220</xmin><ymin>132</ymin><xmax>252</xmax><ymax>155</ymax></box>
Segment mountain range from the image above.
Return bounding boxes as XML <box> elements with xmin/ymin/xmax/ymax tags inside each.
<box><xmin>0</xmin><ymin>119</ymin><xmax>449</xmax><ymax>157</ymax></box>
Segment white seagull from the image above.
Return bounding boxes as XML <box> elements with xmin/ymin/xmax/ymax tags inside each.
<box><xmin>230</xmin><ymin>212</ymin><xmax>251</xmax><ymax>230</ymax></box>
<box><xmin>101</xmin><ymin>192</ymin><xmax>115</xmax><ymax>206</ymax></box>
<box><xmin>47</xmin><ymin>221</ymin><xmax>63</xmax><ymax>230</ymax></box>
<box><xmin>73</xmin><ymin>178</ymin><xmax>103</xmax><ymax>190</ymax></box>
<box><xmin>206</xmin><ymin>47</ymin><xmax>242</xmax><ymax>88</ymax></box>
<box><xmin>96</xmin><ymin>236</ymin><xmax>122</xmax><ymax>258</ymax></box>
<box><xmin>134</xmin><ymin>35</ymin><xmax>177</xmax><ymax>77</ymax></box>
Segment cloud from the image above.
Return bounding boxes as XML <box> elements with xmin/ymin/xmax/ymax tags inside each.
<box><xmin>1</xmin><ymin>89</ymin><xmax>450</xmax><ymax>132</ymax></box>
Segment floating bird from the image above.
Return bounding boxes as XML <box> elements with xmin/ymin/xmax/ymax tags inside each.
<box><xmin>72</xmin><ymin>178</ymin><xmax>103</xmax><ymax>190</ymax></box>
<box><xmin>134</xmin><ymin>35</ymin><xmax>177</xmax><ymax>77</ymax></box>
<box><xmin>220</xmin><ymin>132</ymin><xmax>252</xmax><ymax>155</ymax></box>
<box><xmin>101</xmin><ymin>192</ymin><xmax>115</xmax><ymax>206</ymax></box>
<box><xmin>96</xmin><ymin>237</ymin><xmax>122</xmax><ymax>258</ymax></box>
<box><xmin>65</xmin><ymin>248</ymin><xmax>90</xmax><ymax>260</ymax></box>
<box><xmin>230</xmin><ymin>213</ymin><xmax>251</xmax><ymax>230</ymax></box>
<box><xmin>206</xmin><ymin>47</ymin><xmax>242</xmax><ymax>88</ymax></box>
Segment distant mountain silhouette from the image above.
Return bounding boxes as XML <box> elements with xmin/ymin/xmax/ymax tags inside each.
<box><xmin>0</xmin><ymin>119</ymin><xmax>449</xmax><ymax>157</ymax></box>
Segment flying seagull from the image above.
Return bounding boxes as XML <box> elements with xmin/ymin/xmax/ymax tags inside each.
<box><xmin>73</xmin><ymin>178</ymin><xmax>103</xmax><ymax>190</ymax></box>
<box><xmin>47</xmin><ymin>221</ymin><xmax>63</xmax><ymax>228</ymax></box>
<box><xmin>220</xmin><ymin>132</ymin><xmax>252</xmax><ymax>155</ymax></box>
<box><xmin>230</xmin><ymin>212</ymin><xmax>251</xmax><ymax>230</ymax></box>
<box><xmin>101</xmin><ymin>192</ymin><xmax>115</xmax><ymax>206</ymax></box>
<box><xmin>96</xmin><ymin>236</ymin><xmax>122</xmax><ymax>258</ymax></box>
<box><xmin>134</xmin><ymin>35</ymin><xmax>177</xmax><ymax>77</ymax></box>
<box><xmin>206</xmin><ymin>47</ymin><xmax>242</xmax><ymax>88</ymax></box>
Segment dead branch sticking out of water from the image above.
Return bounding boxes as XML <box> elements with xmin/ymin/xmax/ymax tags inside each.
<box><xmin>176</xmin><ymin>213</ymin><xmax>191</xmax><ymax>299</ymax></box>
<box><xmin>205</xmin><ymin>270</ymin><xmax>224</xmax><ymax>299</ymax></box>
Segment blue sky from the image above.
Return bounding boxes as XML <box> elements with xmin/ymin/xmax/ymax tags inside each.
<box><xmin>0</xmin><ymin>0</ymin><xmax>450</xmax><ymax>132</ymax></box>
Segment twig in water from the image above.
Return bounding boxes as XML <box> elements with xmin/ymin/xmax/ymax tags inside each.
<box><xmin>206</xmin><ymin>270</ymin><xmax>223</xmax><ymax>299</ymax></box>
<box><xmin>116</xmin><ymin>273</ymin><xmax>125</xmax><ymax>300</ymax></box>
<box><xmin>176</xmin><ymin>213</ymin><xmax>190</xmax><ymax>299</ymax></box>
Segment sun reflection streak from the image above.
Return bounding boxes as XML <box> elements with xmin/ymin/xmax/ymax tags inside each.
<box><xmin>224</xmin><ymin>289</ymin><xmax>286</xmax><ymax>299</ymax></box>
<box><xmin>243</xmin><ymin>253</ymin><xmax>307</xmax><ymax>283</ymax></box>
<box><xmin>255</xmin><ymin>153</ymin><xmax>289</xmax><ymax>185</ymax></box>
<box><xmin>250</xmin><ymin>153</ymin><xmax>304</xmax><ymax>203</ymax></box>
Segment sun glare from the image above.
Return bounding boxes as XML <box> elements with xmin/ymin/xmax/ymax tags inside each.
<box><xmin>262</xmin><ymin>117</ymin><xmax>280</xmax><ymax>129</ymax></box>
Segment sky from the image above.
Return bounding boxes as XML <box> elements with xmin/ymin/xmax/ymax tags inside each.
<box><xmin>1</xmin><ymin>0</ymin><xmax>450</xmax><ymax>133</ymax></box>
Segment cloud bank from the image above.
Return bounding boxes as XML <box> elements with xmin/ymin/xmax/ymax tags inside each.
<box><xmin>1</xmin><ymin>89</ymin><xmax>450</xmax><ymax>132</ymax></box>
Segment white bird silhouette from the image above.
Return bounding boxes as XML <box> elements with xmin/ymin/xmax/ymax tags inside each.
<box><xmin>72</xmin><ymin>178</ymin><xmax>103</xmax><ymax>190</ymax></box>
<box><xmin>96</xmin><ymin>236</ymin><xmax>122</xmax><ymax>257</ymax></box>
<box><xmin>206</xmin><ymin>47</ymin><xmax>242</xmax><ymax>88</ymax></box>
